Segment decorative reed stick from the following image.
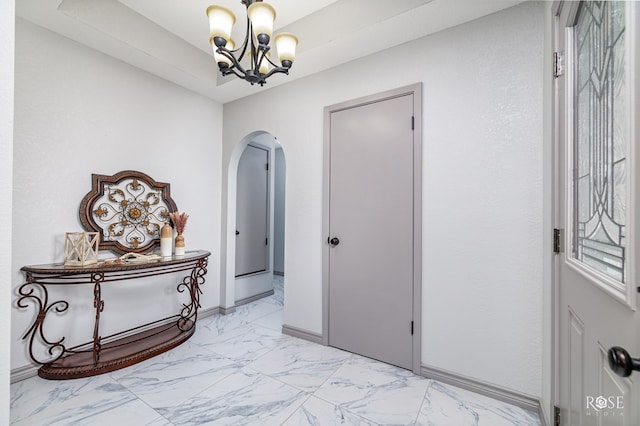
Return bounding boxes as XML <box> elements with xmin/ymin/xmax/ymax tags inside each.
<box><xmin>169</xmin><ymin>211</ymin><xmax>189</xmax><ymax>235</ymax></box>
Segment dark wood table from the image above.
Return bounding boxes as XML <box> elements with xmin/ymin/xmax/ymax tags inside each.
<box><xmin>18</xmin><ymin>250</ymin><xmax>210</xmax><ymax>380</ymax></box>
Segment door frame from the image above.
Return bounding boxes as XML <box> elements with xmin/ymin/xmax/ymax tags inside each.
<box><xmin>321</xmin><ymin>83</ymin><xmax>423</xmax><ymax>374</ymax></box>
<box><xmin>551</xmin><ymin>0</ymin><xmax>640</xmax><ymax>421</ymax></box>
<box><xmin>551</xmin><ymin>1</ymin><xmax>568</xmax><ymax>419</ymax></box>
<box><xmin>222</xmin><ymin>131</ymin><xmax>280</xmax><ymax>311</ymax></box>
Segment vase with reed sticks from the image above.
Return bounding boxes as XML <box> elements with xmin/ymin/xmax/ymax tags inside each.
<box><xmin>169</xmin><ymin>212</ymin><xmax>189</xmax><ymax>257</ymax></box>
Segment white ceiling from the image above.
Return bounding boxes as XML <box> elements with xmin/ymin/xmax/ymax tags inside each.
<box><xmin>16</xmin><ymin>0</ymin><xmax>526</xmax><ymax>104</ymax></box>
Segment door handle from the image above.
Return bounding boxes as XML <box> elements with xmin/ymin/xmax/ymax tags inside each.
<box><xmin>236</xmin><ymin>230</ymin><xmax>240</xmax><ymax>236</ymax></box>
<box><xmin>329</xmin><ymin>237</ymin><xmax>340</xmax><ymax>246</ymax></box>
<box><xmin>608</xmin><ymin>346</ymin><xmax>640</xmax><ymax>377</ymax></box>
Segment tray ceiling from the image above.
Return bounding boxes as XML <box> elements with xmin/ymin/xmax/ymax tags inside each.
<box><xmin>17</xmin><ymin>0</ymin><xmax>525</xmax><ymax>103</ymax></box>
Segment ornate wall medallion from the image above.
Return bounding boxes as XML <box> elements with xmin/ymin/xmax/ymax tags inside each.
<box><xmin>79</xmin><ymin>170</ymin><xmax>178</xmax><ymax>255</ymax></box>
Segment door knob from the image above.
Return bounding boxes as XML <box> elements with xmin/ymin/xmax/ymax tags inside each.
<box><xmin>329</xmin><ymin>237</ymin><xmax>340</xmax><ymax>246</ymax></box>
<box><xmin>236</xmin><ymin>230</ymin><xmax>240</xmax><ymax>236</ymax></box>
<box><xmin>608</xmin><ymin>346</ymin><xmax>640</xmax><ymax>377</ymax></box>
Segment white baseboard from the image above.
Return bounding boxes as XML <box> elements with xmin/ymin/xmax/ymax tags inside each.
<box><xmin>198</xmin><ymin>306</ymin><xmax>219</xmax><ymax>320</ymax></box>
<box><xmin>219</xmin><ymin>305</ymin><xmax>236</xmax><ymax>315</ymax></box>
<box><xmin>281</xmin><ymin>324</ymin><xmax>323</xmax><ymax>344</ymax></box>
<box><xmin>420</xmin><ymin>364</ymin><xmax>542</xmax><ymax>418</ymax></box>
<box><xmin>538</xmin><ymin>399</ymin><xmax>550</xmax><ymax>426</ymax></box>
<box><xmin>11</xmin><ymin>363</ymin><xmax>39</xmax><ymax>384</ymax></box>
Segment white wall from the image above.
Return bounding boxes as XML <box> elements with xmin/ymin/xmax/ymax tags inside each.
<box><xmin>1</xmin><ymin>0</ymin><xmax>15</xmax><ymax>421</ymax></box>
<box><xmin>222</xmin><ymin>2</ymin><xmax>544</xmax><ymax>397</ymax></box>
<box><xmin>11</xmin><ymin>20</ymin><xmax>223</xmax><ymax>371</ymax></box>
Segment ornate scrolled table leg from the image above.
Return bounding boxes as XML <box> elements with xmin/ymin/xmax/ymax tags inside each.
<box><xmin>17</xmin><ymin>273</ymin><xmax>69</xmax><ymax>365</ymax></box>
<box><xmin>91</xmin><ymin>272</ymin><xmax>105</xmax><ymax>365</ymax></box>
<box><xmin>177</xmin><ymin>257</ymin><xmax>208</xmax><ymax>331</ymax></box>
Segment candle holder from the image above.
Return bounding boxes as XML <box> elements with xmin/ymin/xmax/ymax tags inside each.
<box><xmin>64</xmin><ymin>232</ymin><xmax>99</xmax><ymax>267</ymax></box>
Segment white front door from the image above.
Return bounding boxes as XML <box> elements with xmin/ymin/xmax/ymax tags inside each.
<box><xmin>554</xmin><ymin>2</ymin><xmax>640</xmax><ymax>424</ymax></box>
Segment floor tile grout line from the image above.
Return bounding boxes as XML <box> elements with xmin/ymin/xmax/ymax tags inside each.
<box><xmin>249</xmin><ymin>319</ymin><xmax>288</xmax><ymax>334</ymax></box>
<box><xmin>306</xmin><ymin>392</ymin><xmax>384</xmax><ymax>426</ymax></box>
<box><xmin>310</xmin><ymin>352</ymin><xmax>357</xmax><ymax>391</ymax></box>
<box><xmin>191</xmin><ymin>317</ymin><xmax>293</xmax><ymax>369</ymax></box>
<box><xmin>254</xmin><ymin>354</ymin><xmax>348</xmax><ymax>395</ymax></box>
<box><xmin>412</xmin><ymin>379</ymin><xmax>433</xmax><ymax>425</ymax></box>
<box><xmin>308</xmin><ymin>354</ymin><xmax>431</xmax><ymax>426</ymax></box>
<box><xmin>109</xmin><ymin>374</ymin><xmax>174</xmax><ymax>426</ymax></box>
<box><xmin>276</xmin><ymin>393</ymin><xmax>313</xmax><ymax>426</ymax></box>
<box><xmin>108</xmin><ymin>335</ymin><xmax>260</xmax><ymax>419</ymax></box>
<box><xmin>110</xmin><ymin>352</ymin><xmax>245</xmax><ymax>418</ymax></box>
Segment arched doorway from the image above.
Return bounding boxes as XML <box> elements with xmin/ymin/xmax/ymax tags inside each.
<box><xmin>222</xmin><ymin>131</ymin><xmax>285</xmax><ymax>311</ymax></box>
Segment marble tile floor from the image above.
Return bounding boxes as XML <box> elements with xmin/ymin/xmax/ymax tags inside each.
<box><xmin>11</xmin><ymin>278</ymin><xmax>541</xmax><ymax>426</ymax></box>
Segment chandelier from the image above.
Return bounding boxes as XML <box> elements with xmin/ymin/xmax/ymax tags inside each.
<box><xmin>206</xmin><ymin>0</ymin><xmax>299</xmax><ymax>86</ymax></box>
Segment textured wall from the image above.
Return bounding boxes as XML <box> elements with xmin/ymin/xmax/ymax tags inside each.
<box><xmin>222</xmin><ymin>2</ymin><xmax>544</xmax><ymax>397</ymax></box>
<box><xmin>1</xmin><ymin>0</ymin><xmax>15</xmax><ymax>421</ymax></box>
<box><xmin>419</xmin><ymin>3</ymin><xmax>543</xmax><ymax>394</ymax></box>
<box><xmin>12</xmin><ymin>20</ymin><xmax>223</xmax><ymax>371</ymax></box>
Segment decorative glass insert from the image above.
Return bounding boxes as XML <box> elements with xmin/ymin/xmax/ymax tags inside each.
<box><xmin>573</xmin><ymin>1</ymin><xmax>626</xmax><ymax>283</ymax></box>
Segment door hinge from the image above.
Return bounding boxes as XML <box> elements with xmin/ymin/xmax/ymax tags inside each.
<box><xmin>265</xmin><ymin>163</ymin><xmax>269</xmax><ymax>171</ymax></box>
<box><xmin>553</xmin><ymin>51</ymin><xmax>564</xmax><ymax>78</ymax></box>
<box><xmin>553</xmin><ymin>228</ymin><xmax>563</xmax><ymax>254</ymax></box>
<box><xmin>411</xmin><ymin>116</ymin><xmax>415</xmax><ymax>130</ymax></box>
<box><xmin>554</xmin><ymin>405</ymin><xmax>560</xmax><ymax>426</ymax></box>
<box><xmin>411</xmin><ymin>321</ymin><xmax>414</xmax><ymax>335</ymax></box>
<box><xmin>265</xmin><ymin>238</ymin><xmax>268</xmax><ymax>246</ymax></box>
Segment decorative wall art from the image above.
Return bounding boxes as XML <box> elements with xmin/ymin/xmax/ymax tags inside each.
<box><xmin>79</xmin><ymin>170</ymin><xmax>178</xmax><ymax>255</ymax></box>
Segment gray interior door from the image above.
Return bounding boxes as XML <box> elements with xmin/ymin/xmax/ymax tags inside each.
<box><xmin>328</xmin><ymin>93</ymin><xmax>415</xmax><ymax>370</ymax></box>
<box><xmin>236</xmin><ymin>144</ymin><xmax>269</xmax><ymax>277</ymax></box>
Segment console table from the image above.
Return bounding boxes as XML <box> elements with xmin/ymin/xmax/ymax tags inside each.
<box><xmin>18</xmin><ymin>250</ymin><xmax>210</xmax><ymax>380</ymax></box>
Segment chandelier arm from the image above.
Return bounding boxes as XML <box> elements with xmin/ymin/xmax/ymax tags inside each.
<box><xmin>256</xmin><ymin>46</ymin><xmax>271</xmax><ymax>71</ymax></box>
<box><xmin>223</xmin><ymin>68</ymin><xmax>247</xmax><ymax>80</ymax></box>
<box><xmin>215</xmin><ymin>48</ymin><xmax>236</xmax><ymax>72</ymax></box>
<box><xmin>236</xmin><ymin>16</ymin><xmax>251</xmax><ymax>62</ymax></box>
<box><xmin>264</xmin><ymin>54</ymin><xmax>280</xmax><ymax>67</ymax></box>
<box><xmin>260</xmin><ymin>66</ymin><xmax>289</xmax><ymax>80</ymax></box>
<box><xmin>216</xmin><ymin>46</ymin><xmax>249</xmax><ymax>76</ymax></box>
